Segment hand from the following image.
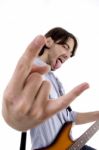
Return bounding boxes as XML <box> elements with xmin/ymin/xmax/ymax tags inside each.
<box><xmin>2</xmin><ymin>35</ymin><xmax>89</xmax><ymax>131</ymax></box>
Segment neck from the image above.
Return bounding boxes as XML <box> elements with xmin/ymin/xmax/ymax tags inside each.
<box><xmin>39</xmin><ymin>50</ymin><xmax>49</xmax><ymax>64</ymax></box>
<box><xmin>39</xmin><ymin>54</ymin><xmax>51</xmax><ymax>71</ymax></box>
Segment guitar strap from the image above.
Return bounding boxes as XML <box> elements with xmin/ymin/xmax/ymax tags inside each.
<box><xmin>20</xmin><ymin>132</ymin><xmax>27</xmax><ymax>150</ymax></box>
<box><xmin>67</xmin><ymin>106</ymin><xmax>72</xmax><ymax>111</ymax></box>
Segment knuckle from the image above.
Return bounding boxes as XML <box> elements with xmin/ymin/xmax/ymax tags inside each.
<box><xmin>15</xmin><ymin>100</ymin><xmax>29</xmax><ymax>116</ymax></box>
<box><xmin>33</xmin><ymin>72</ymin><xmax>42</xmax><ymax>80</ymax></box>
<box><xmin>25</xmin><ymin>72</ymin><xmax>43</xmax><ymax>87</ymax></box>
<box><xmin>43</xmin><ymin>80</ymin><xmax>51</xmax><ymax>88</ymax></box>
<box><xmin>30</xmin><ymin>107</ymin><xmax>44</xmax><ymax>121</ymax></box>
<box><xmin>3</xmin><ymin>89</ymin><xmax>14</xmax><ymax>104</ymax></box>
<box><xmin>28</xmin><ymin>72</ymin><xmax>43</xmax><ymax>82</ymax></box>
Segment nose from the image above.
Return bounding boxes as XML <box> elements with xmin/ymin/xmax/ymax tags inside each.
<box><xmin>65</xmin><ymin>51</ymin><xmax>71</xmax><ymax>59</ymax></box>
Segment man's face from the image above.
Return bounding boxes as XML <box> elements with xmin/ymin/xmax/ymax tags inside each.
<box><xmin>47</xmin><ymin>37</ymin><xmax>74</xmax><ymax>71</ymax></box>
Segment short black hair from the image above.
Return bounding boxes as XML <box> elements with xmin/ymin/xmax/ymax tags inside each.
<box><xmin>39</xmin><ymin>27</ymin><xmax>78</xmax><ymax>57</ymax></box>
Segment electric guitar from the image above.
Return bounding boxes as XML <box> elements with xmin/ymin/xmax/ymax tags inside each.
<box><xmin>35</xmin><ymin>121</ymin><xmax>99</xmax><ymax>150</ymax></box>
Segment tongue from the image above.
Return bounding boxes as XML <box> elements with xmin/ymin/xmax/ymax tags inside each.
<box><xmin>54</xmin><ymin>59</ymin><xmax>62</xmax><ymax>69</ymax></box>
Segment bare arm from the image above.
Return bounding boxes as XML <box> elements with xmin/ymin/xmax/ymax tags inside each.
<box><xmin>2</xmin><ymin>35</ymin><xmax>89</xmax><ymax>131</ymax></box>
<box><xmin>75</xmin><ymin>111</ymin><xmax>99</xmax><ymax>125</ymax></box>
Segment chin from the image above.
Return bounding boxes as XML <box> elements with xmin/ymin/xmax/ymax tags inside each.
<box><xmin>51</xmin><ymin>68</ymin><xmax>55</xmax><ymax>71</ymax></box>
<box><xmin>51</xmin><ymin>67</ymin><xmax>59</xmax><ymax>71</ymax></box>
<box><xmin>51</xmin><ymin>67</ymin><xmax>55</xmax><ymax>71</ymax></box>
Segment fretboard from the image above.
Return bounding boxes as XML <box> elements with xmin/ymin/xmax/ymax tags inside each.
<box><xmin>69</xmin><ymin>121</ymin><xmax>99</xmax><ymax>150</ymax></box>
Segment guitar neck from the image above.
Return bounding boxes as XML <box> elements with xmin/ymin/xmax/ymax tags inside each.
<box><xmin>69</xmin><ymin>121</ymin><xmax>99</xmax><ymax>150</ymax></box>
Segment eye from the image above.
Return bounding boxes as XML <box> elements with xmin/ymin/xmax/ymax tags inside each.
<box><xmin>62</xmin><ymin>44</ymin><xmax>69</xmax><ymax>50</ymax></box>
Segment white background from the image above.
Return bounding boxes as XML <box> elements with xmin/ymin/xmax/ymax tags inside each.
<box><xmin>0</xmin><ymin>0</ymin><xmax>99</xmax><ymax>149</ymax></box>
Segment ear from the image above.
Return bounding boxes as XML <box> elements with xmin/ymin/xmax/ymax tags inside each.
<box><xmin>46</xmin><ymin>37</ymin><xmax>54</xmax><ymax>48</ymax></box>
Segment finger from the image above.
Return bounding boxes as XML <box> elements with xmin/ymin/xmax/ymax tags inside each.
<box><xmin>19</xmin><ymin>73</ymin><xmax>43</xmax><ymax>114</ymax></box>
<box><xmin>46</xmin><ymin>82</ymin><xmax>89</xmax><ymax>116</ymax></box>
<box><xmin>9</xmin><ymin>36</ymin><xmax>46</xmax><ymax>92</ymax></box>
<box><xmin>30</xmin><ymin>64</ymin><xmax>50</xmax><ymax>75</ymax></box>
<box><xmin>30</xmin><ymin>80</ymin><xmax>51</xmax><ymax>117</ymax></box>
<box><xmin>23</xmin><ymin>35</ymin><xmax>46</xmax><ymax>67</ymax></box>
<box><xmin>35</xmin><ymin>80</ymin><xmax>51</xmax><ymax>106</ymax></box>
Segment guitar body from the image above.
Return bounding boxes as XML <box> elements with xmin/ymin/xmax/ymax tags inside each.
<box><xmin>36</xmin><ymin>122</ymin><xmax>74</xmax><ymax>150</ymax></box>
<box><xmin>35</xmin><ymin>120</ymin><xmax>99</xmax><ymax>150</ymax></box>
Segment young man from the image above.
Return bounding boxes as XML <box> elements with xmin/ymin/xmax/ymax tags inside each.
<box><xmin>2</xmin><ymin>27</ymin><xmax>98</xmax><ymax>150</ymax></box>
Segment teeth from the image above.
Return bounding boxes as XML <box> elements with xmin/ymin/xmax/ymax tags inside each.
<box><xmin>58</xmin><ymin>58</ymin><xmax>62</xmax><ymax>63</ymax></box>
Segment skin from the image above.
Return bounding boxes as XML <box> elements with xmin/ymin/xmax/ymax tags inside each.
<box><xmin>2</xmin><ymin>35</ymin><xmax>99</xmax><ymax>131</ymax></box>
<box><xmin>39</xmin><ymin>37</ymin><xmax>74</xmax><ymax>70</ymax></box>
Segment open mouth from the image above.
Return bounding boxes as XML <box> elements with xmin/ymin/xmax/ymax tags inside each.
<box><xmin>58</xmin><ymin>58</ymin><xmax>63</xmax><ymax>63</ymax></box>
<box><xmin>53</xmin><ymin>58</ymin><xmax>62</xmax><ymax>69</ymax></box>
